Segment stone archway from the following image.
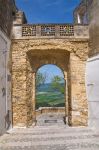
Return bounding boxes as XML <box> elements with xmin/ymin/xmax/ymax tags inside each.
<box><xmin>11</xmin><ymin>39</ymin><xmax>88</xmax><ymax>127</ymax></box>
<box><xmin>26</xmin><ymin>49</ymin><xmax>70</xmax><ymax>126</ymax></box>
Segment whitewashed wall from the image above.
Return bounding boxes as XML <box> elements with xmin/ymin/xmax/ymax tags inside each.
<box><xmin>0</xmin><ymin>30</ymin><xmax>11</xmax><ymax>135</ymax></box>
<box><xmin>86</xmin><ymin>55</ymin><xmax>99</xmax><ymax>128</ymax></box>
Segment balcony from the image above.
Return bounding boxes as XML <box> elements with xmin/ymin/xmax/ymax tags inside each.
<box><xmin>12</xmin><ymin>23</ymin><xmax>89</xmax><ymax>39</ymax></box>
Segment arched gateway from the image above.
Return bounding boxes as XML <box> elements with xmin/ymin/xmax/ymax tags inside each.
<box><xmin>11</xmin><ymin>13</ymin><xmax>89</xmax><ymax>127</ymax></box>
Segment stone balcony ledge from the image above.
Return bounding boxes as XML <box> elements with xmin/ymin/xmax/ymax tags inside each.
<box><xmin>12</xmin><ymin>23</ymin><xmax>89</xmax><ymax>39</ymax></box>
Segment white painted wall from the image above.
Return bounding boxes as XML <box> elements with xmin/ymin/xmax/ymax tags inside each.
<box><xmin>77</xmin><ymin>13</ymin><xmax>81</xmax><ymax>24</ymax></box>
<box><xmin>86</xmin><ymin>55</ymin><xmax>99</xmax><ymax>128</ymax></box>
<box><xmin>0</xmin><ymin>30</ymin><xmax>11</xmax><ymax>135</ymax></box>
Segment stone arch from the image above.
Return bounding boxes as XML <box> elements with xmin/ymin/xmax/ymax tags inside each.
<box><xmin>26</xmin><ymin>49</ymin><xmax>70</xmax><ymax>126</ymax></box>
<box><xmin>12</xmin><ymin>39</ymin><xmax>88</xmax><ymax>127</ymax></box>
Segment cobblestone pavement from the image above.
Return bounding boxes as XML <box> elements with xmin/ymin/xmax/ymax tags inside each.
<box><xmin>0</xmin><ymin>114</ymin><xmax>99</xmax><ymax>150</ymax></box>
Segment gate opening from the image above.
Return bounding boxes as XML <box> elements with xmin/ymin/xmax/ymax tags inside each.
<box><xmin>35</xmin><ymin>64</ymin><xmax>66</xmax><ymax>125</ymax></box>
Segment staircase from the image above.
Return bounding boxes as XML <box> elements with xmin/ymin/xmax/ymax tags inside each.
<box><xmin>0</xmin><ymin>115</ymin><xmax>99</xmax><ymax>150</ymax></box>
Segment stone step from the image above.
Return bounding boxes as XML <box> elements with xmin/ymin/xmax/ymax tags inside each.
<box><xmin>0</xmin><ymin>126</ymin><xmax>99</xmax><ymax>150</ymax></box>
<box><xmin>3</xmin><ymin>132</ymin><xmax>99</xmax><ymax>141</ymax></box>
<box><xmin>0</xmin><ymin>137</ymin><xmax>99</xmax><ymax>147</ymax></box>
<box><xmin>10</xmin><ymin>127</ymin><xmax>92</xmax><ymax>134</ymax></box>
<box><xmin>9</xmin><ymin>129</ymin><xmax>93</xmax><ymax>135</ymax></box>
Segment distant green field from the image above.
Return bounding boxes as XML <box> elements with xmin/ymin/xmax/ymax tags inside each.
<box><xmin>36</xmin><ymin>83</ymin><xmax>65</xmax><ymax>109</ymax></box>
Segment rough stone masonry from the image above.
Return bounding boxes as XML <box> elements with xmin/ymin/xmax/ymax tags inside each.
<box><xmin>11</xmin><ymin>37</ymin><xmax>88</xmax><ymax>127</ymax></box>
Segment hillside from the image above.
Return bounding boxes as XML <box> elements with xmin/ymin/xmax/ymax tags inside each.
<box><xmin>36</xmin><ymin>83</ymin><xmax>65</xmax><ymax>109</ymax></box>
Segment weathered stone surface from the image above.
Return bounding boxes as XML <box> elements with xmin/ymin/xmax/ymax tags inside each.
<box><xmin>0</xmin><ymin>126</ymin><xmax>99</xmax><ymax>150</ymax></box>
<box><xmin>89</xmin><ymin>0</ymin><xmax>99</xmax><ymax>57</ymax></box>
<box><xmin>11</xmin><ymin>38</ymin><xmax>88</xmax><ymax>127</ymax></box>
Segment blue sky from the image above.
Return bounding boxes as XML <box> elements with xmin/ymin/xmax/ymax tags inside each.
<box><xmin>37</xmin><ymin>65</ymin><xmax>64</xmax><ymax>83</ymax></box>
<box><xmin>15</xmin><ymin>0</ymin><xmax>80</xmax><ymax>23</ymax></box>
<box><xmin>15</xmin><ymin>0</ymin><xmax>80</xmax><ymax>81</ymax></box>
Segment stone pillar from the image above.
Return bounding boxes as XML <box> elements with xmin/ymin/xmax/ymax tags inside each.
<box><xmin>12</xmin><ymin>50</ymin><xmax>28</xmax><ymax>127</ymax></box>
<box><xmin>32</xmin><ymin>72</ymin><xmax>36</xmax><ymax>125</ymax></box>
<box><xmin>70</xmin><ymin>53</ymin><xmax>88</xmax><ymax>126</ymax></box>
<box><xmin>64</xmin><ymin>71</ymin><xmax>68</xmax><ymax>124</ymax></box>
<box><xmin>12</xmin><ymin>71</ymin><xmax>27</xmax><ymax>127</ymax></box>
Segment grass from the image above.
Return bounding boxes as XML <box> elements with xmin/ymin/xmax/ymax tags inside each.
<box><xmin>36</xmin><ymin>84</ymin><xmax>65</xmax><ymax>109</ymax></box>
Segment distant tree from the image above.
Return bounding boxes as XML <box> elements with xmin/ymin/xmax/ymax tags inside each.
<box><xmin>51</xmin><ymin>75</ymin><xmax>65</xmax><ymax>94</ymax></box>
<box><xmin>36</xmin><ymin>71</ymin><xmax>47</xmax><ymax>89</ymax></box>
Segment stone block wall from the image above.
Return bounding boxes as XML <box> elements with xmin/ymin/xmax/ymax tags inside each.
<box><xmin>0</xmin><ymin>0</ymin><xmax>16</xmax><ymax>37</ymax></box>
<box><xmin>70</xmin><ymin>53</ymin><xmax>88</xmax><ymax>126</ymax></box>
<box><xmin>88</xmin><ymin>0</ymin><xmax>99</xmax><ymax>56</ymax></box>
<box><xmin>36</xmin><ymin>107</ymin><xmax>65</xmax><ymax>116</ymax></box>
